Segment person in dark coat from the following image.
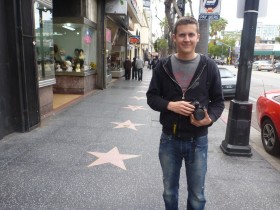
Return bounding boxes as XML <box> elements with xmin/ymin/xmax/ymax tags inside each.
<box><xmin>131</xmin><ymin>57</ymin><xmax>137</xmax><ymax>80</ymax></box>
<box><xmin>146</xmin><ymin>16</ymin><xmax>224</xmax><ymax>210</ymax></box>
<box><xmin>123</xmin><ymin>57</ymin><xmax>132</xmax><ymax>80</ymax></box>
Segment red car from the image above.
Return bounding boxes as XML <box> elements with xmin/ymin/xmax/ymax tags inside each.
<box><xmin>256</xmin><ymin>90</ymin><xmax>280</xmax><ymax>156</ymax></box>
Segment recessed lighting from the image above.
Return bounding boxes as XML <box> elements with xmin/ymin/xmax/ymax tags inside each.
<box><xmin>62</xmin><ymin>25</ymin><xmax>75</xmax><ymax>31</ymax></box>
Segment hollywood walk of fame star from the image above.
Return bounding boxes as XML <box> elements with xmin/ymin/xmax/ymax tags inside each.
<box><xmin>111</xmin><ymin>120</ymin><xmax>144</xmax><ymax>130</ymax></box>
<box><xmin>130</xmin><ymin>96</ymin><xmax>146</xmax><ymax>100</ymax></box>
<box><xmin>87</xmin><ymin>147</ymin><xmax>140</xmax><ymax>170</ymax></box>
<box><xmin>122</xmin><ymin>105</ymin><xmax>147</xmax><ymax>111</ymax></box>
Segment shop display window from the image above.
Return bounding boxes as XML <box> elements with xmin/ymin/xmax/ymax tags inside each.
<box><xmin>34</xmin><ymin>2</ymin><xmax>55</xmax><ymax>81</ymax></box>
<box><xmin>53</xmin><ymin>22</ymin><xmax>97</xmax><ymax>72</ymax></box>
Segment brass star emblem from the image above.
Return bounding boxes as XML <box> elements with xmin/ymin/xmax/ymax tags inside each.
<box><xmin>122</xmin><ymin>105</ymin><xmax>147</xmax><ymax>111</ymax></box>
<box><xmin>111</xmin><ymin>120</ymin><xmax>144</xmax><ymax>130</ymax></box>
<box><xmin>87</xmin><ymin>147</ymin><xmax>140</xmax><ymax>170</ymax></box>
<box><xmin>130</xmin><ymin>96</ymin><xmax>146</xmax><ymax>100</ymax></box>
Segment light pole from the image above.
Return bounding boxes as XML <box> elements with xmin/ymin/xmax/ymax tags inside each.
<box><xmin>220</xmin><ymin>0</ymin><xmax>260</xmax><ymax>157</ymax></box>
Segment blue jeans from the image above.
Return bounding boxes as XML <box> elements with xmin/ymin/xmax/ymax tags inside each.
<box><xmin>159</xmin><ymin>132</ymin><xmax>208</xmax><ymax>210</ymax></box>
<box><xmin>137</xmin><ymin>68</ymin><xmax>143</xmax><ymax>80</ymax></box>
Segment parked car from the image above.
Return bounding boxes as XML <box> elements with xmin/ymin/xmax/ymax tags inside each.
<box><xmin>219</xmin><ymin>67</ymin><xmax>237</xmax><ymax>98</ymax></box>
<box><xmin>273</xmin><ymin>62</ymin><xmax>280</xmax><ymax>73</ymax></box>
<box><xmin>256</xmin><ymin>90</ymin><xmax>280</xmax><ymax>156</ymax></box>
<box><xmin>252</xmin><ymin>60</ymin><xmax>274</xmax><ymax>71</ymax></box>
<box><xmin>214</xmin><ymin>59</ymin><xmax>225</xmax><ymax>65</ymax></box>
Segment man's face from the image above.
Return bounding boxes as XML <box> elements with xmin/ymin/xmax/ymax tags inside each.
<box><xmin>172</xmin><ymin>24</ymin><xmax>200</xmax><ymax>56</ymax></box>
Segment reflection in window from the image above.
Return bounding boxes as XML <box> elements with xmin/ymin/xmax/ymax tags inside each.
<box><xmin>34</xmin><ymin>2</ymin><xmax>55</xmax><ymax>81</ymax></box>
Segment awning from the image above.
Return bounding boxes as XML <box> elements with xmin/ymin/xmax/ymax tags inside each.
<box><xmin>254</xmin><ymin>50</ymin><xmax>273</xmax><ymax>56</ymax></box>
<box><xmin>273</xmin><ymin>51</ymin><xmax>280</xmax><ymax>56</ymax></box>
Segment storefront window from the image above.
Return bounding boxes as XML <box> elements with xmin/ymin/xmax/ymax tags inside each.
<box><xmin>53</xmin><ymin>23</ymin><xmax>97</xmax><ymax>72</ymax></box>
<box><xmin>34</xmin><ymin>2</ymin><xmax>55</xmax><ymax>81</ymax></box>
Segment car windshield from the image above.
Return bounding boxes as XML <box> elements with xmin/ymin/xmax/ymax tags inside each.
<box><xmin>219</xmin><ymin>68</ymin><xmax>234</xmax><ymax>78</ymax></box>
<box><xmin>273</xmin><ymin>95</ymin><xmax>280</xmax><ymax>103</ymax></box>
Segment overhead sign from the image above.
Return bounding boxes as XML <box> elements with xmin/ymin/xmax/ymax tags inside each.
<box><xmin>129</xmin><ymin>35</ymin><xmax>140</xmax><ymax>44</ymax></box>
<box><xmin>199</xmin><ymin>0</ymin><xmax>221</xmax><ymax>20</ymax></box>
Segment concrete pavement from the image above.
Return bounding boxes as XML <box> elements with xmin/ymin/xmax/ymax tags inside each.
<box><xmin>0</xmin><ymin>67</ymin><xmax>280</xmax><ymax>210</ymax></box>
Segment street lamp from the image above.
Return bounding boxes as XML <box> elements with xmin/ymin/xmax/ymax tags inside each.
<box><xmin>220</xmin><ymin>0</ymin><xmax>260</xmax><ymax>157</ymax></box>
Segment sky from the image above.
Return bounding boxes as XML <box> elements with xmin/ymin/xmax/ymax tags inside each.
<box><xmin>152</xmin><ymin>0</ymin><xmax>279</xmax><ymax>36</ymax></box>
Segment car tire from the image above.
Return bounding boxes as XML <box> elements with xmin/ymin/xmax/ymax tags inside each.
<box><xmin>261</xmin><ymin>119</ymin><xmax>280</xmax><ymax>156</ymax></box>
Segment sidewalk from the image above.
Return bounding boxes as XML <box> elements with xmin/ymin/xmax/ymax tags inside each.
<box><xmin>1</xmin><ymin>67</ymin><xmax>280</xmax><ymax>210</ymax></box>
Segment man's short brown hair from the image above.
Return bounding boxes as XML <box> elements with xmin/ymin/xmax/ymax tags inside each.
<box><xmin>173</xmin><ymin>16</ymin><xmax>199</xmax><ymax>34</ymax></box>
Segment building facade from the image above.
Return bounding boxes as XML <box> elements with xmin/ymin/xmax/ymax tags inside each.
<box><xmin>0</xmin><ymin>0</ymin><xmax>152</xmax><ymax>140</ymax></box>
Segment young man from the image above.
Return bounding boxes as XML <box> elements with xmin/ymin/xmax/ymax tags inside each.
<box><xmin>146</xmin><ymin>16</ymin><xmax>224</xmax><ymax>210</ymax></box>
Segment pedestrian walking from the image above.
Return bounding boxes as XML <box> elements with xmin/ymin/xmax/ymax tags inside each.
<box><xmin>146</xmin><ymin>16</ymin><xmax>225</xmax><ymax>210</ymax></box>
<box><xmin>135</xmin><ymin>56</ymin><xmax>144</xmax><ymax>81</ymax></box>
<box><xmin>131</xmin><ymin>57</ymin><xmax>137</xmax><ymax>80</ymax></box>
<box><xmin>123</xmin><ymin>56</ymin><xmax>132</xmax><ymax>80</ymax></box>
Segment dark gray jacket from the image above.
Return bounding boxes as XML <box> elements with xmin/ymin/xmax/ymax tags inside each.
<box><xmin>146</xmin><ymin>54</ymin><xmax>225</xmax><ymax>137</ymax></box>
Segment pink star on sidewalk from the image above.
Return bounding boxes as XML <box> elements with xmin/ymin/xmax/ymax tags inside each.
<box><xmin>130</xmin><ymin>96</ymin><xmax>146</xmax><ymax>100</ymax></box>
<box><xmin>122</xmin><ymin>105</ymin><xmax>147</xmax><ymax>111</ymax></box>
<box><xmin>87</xmin><ymin>147</ymin><xmax>140</xmax><ymax>170</ymax></box>
<box><xmin>111</xmin><ymin>120</ymin><xmax>144</xmax><ymax>130</ymax></box>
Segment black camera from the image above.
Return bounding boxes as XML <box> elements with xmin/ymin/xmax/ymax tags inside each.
<box><xmin>191</xmin><ymin>101</ymin><xmax>205</xmax><ymax>120</ymax></box>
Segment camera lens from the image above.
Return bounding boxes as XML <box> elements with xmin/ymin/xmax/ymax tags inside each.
<box><xmin>194</xmin><ymin>109</ymin><xmax>205</xmax><ymax>120</ymax></box>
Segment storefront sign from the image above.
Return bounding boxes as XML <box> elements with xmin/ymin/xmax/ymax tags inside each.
<box><xmin>129</xmin><ymin>35</ymin><xmax>140</xmax><ymax>44</ymax></box>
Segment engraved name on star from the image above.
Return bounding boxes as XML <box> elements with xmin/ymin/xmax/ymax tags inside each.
<box><xmin>87</xmin><ymin>147</ymin><xmax>140</xmax><ymax>170</ymax></box>
<box><xmin>130</xmin><ymin>96</ymin><xmax>146</xmax><ymax>100</ymax></box>
<box><xmin>111</xmin><ymin>120</ymin><xmax>144</xmax><ymax>130</ymax></box>
<box><xmin>122</xmin><ymin>105</ymin><xmax>147</xmax><ymax>111</ymax></box>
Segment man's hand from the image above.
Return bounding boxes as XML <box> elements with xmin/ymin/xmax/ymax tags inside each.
<box><xmin>190</xmin><ymin>109</ymin><xmax>213</xmax><ymax>127</ymax></box>
<box><xmin>167</xmin><ymin>101</ymin><xmax>195</xmax><ymax>116</ymax></box>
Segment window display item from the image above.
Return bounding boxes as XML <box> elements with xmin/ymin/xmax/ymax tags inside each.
<box><xmin>56</xmin><ymin>64</ymin><xmax>63</xmax><ymax>72</ymax></box>
<box><xmin>65</xmin><ymin>61</ymin><xmax>73</xmax><ymax>72</ymax></box>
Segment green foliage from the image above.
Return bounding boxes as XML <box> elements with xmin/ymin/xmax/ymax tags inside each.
<box><xmin>210</xmin><ymin>18</ymin><xmax>228</xmax><ymax>37</ymax></box>
<box><xmin>119</xmin><ymin>0</ymin><xmax>124</xmax><ymax>5</ymax></box>
<box><xmin>154</xmin><ymin>38</ymin><xmax>168</xmax><ymax>52</ymax></box>
<box><xmin>208</xmin><ymin>37</ymin><xmax>235</xmax><ymax>58</ymax></box>
<box><xmin>276</xmin><ymin>37</ymin><xmax>280</xmax><ymax>43</ymax></box>
<box><xmin>208</xmin><ymin>41</ymin><xmax>222</xmax><ymax>57</ymax></box>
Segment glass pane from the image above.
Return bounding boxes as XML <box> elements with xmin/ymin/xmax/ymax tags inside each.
<box><xmin>53</xmin><ymin>23</ymin><xmax>97</xmax><ymax>72</ymax></box>
<box><xmin>34</xmin><ymin>2</ymin><xmax>55</xmax><ymax>81</ymax></box>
